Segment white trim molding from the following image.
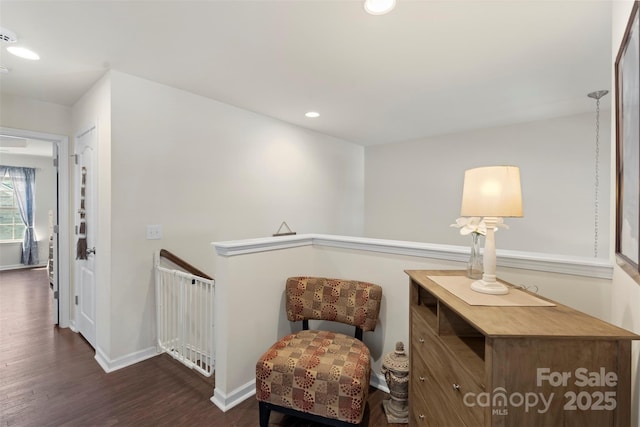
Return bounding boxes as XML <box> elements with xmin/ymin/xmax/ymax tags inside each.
<box><xmin>208</xmin><ymin>372</ymin><xmax>389</xmax><ymax>412</ymax></box>
<box><xmin>211</xmin><ymin>380</ymin><xmax>256</xmax><ymax>412</ymax></box>
<box><xmin>0</xmin><ymin>263</ymin><xmax>48</xmax><ymax>271</ymax></box>
<box><xmin>212</xmin><ymin>234</ymin><xmax>613</xmax><ymax>279</ymax></box>
<box><xmin>95</xmin><ymin>346</ymin><xmax>159</xmax><ymax>373</ymax></box>
<box><xmin>213</xmin><ymin>234</ymin><xmax>314</xmax><ymax>257</ymax></box>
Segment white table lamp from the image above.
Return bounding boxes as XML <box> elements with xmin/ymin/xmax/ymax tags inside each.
<box><xmin>461</xmin><ymin>166</ymin><xmax>523</xmax><ymax>295</ymax></box>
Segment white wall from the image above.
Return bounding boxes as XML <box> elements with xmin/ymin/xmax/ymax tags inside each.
<box><xmin>0</xmin><ymin>94</ymin><xmax>71</xmax><ymax>137</ymax></box>
<box><xmin>610</xmin><ymin>2</ymin><xmax>640</xmax><ymax>426</ymax></box>
<box><xmin>0</xmin><ymin>153</ymin><xmax>56</xmax><ymax>269</ymax></box>
<box><xmin>365</xmin><ymin>112</ymin><xmax>611</xmax><ymax>259</ymax></box>
<box><xmin>71</xmin><ymin>73</ymin><xmax>113</xmax><ymax>360</ymax></box>
<box><xmin>105</xmin><ymin>71</ymin><xmax>364</xmax><ymax>361</ymax></box>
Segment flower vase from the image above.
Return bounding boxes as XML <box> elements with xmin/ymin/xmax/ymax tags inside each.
<box><xmin>467</xmin><ymin>233</ymin><xmax>483</xmax><ymax>280</ymax></box>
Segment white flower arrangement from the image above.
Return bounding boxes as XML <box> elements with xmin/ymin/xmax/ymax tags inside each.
<box><xmin>450</xmin><ymin>217</ymin><xmax>508</xmax><ymax>236</ymax></box>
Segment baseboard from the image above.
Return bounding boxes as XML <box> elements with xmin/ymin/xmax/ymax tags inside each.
<box><xmin>210</xmin><ymin>379</ymin><xmax>256</xmax><ymax>412</ymax></box>
<box><xmin>0</xmin><ymin>263</ymin><xmax>48</xmax><ymax>271</ymax></box>
<box><xmin>209</xmin><ymin>372</ymin><xmax>388</xmax><ymax>414</ymax></box>
<box><xmin>370</xmin><ymin>372</ymin><xmax>390</xmax><ymax>393</ymax></box>
<box><xmin>95</xmin><ymin>346</ymin><xmax>160</xmax><ymax>373</ymax></box>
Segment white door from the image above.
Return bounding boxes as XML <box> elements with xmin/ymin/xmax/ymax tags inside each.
<box><xmin>75</xmin><ymin>126</ymin><xmax>97</xmax><ymax>348</ymax></box>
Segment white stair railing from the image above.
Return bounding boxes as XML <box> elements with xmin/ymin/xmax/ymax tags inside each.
<box><xmin>155</xmin><ymin>251</ymin><xmax>215</xmax><ymax>377</ymax></box>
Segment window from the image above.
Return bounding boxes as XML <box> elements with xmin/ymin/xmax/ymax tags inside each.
<box><xmin>0</xmin><ymin>176</ymin><xmax>25</xmax><ymax>241</ymax></box>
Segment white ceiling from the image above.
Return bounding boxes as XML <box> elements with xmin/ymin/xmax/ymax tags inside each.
<box><xmin>0</xmin><ymin>0</ymin><xmax>612</xmax><ymax>146</ymax></box>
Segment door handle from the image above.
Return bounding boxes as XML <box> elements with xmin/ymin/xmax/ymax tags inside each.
<box><xmin>86</xmin><ymin>247</ymin><xmax>96</xmax><ymax>255</ymax></box>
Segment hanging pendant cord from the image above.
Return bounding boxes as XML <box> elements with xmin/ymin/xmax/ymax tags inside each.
<box><xmin>587</xmin><ymin>89</ymin><xmax>608</xmax><ymax>258</ymax></box>
<box><xmin>594</xmin><ymin>96</ymin><xmax>600</xmax><ymax>258</ymax></box>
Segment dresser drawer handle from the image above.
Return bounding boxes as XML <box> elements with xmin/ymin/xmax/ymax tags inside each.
<box><xmin>419</xmin><ymin>414</ymin><xmax>425</xmax><ymax>420</ymax></box>
<box><xmin>418</xmin><ymin>338</ymin><xmax>425</xmax><ymax>343</ymax></box>
<box><xmin>419</xmin><ymin>376</ymin><xmax>425</xmax><ymax>382</ymax></box>
<box><xmin>452</xmin><ymin>383</ymin><xmax>461</xmax><ymax>391</ymax></box>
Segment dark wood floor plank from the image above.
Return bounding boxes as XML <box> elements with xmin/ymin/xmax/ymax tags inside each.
<box><xmin>0</xmin><ymin>268</ymin><xmax>401</xmax><ymax>427</ymax></box>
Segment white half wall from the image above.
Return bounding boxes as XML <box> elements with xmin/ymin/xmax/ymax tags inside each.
<box><xmin>211</xmin><ymin>234</ymin><xmax>617</xmax><ymax>412</ymax></box>
<box><xmin>212</xmin><ymin>244</ymin><xmax>316</xmax><ymax>410</ymax></box>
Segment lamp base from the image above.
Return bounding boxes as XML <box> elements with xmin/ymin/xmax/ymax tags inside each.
<box><xmin>470</xmin><ymin>279</ymin><xmax>509</xmax><ymax>295</ymax></box>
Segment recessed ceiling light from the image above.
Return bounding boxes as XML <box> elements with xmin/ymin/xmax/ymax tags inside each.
<box><xmin>364</xmin><ymin>0</ymin><xmax>396</xmax><ymax>15</ymax></box>
<box><xmin>7</xmin><ymin>46</ymin><xmax>40</xmax><ymax>60</ymax></box>
<box><xmin>305</xmin><ymin>112</ymin><xmax>320</xmax><ymax>118</ymax></box>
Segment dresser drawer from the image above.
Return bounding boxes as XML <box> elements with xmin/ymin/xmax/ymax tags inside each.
<box><xmin>407</xmin><ymin>270</ymin><xmax>639</xmax><ymax>427</ymax></box>
<box><xmin>411</xmin><ymin>310</ymin><xmax>484</xmax><ymax>426</ymax></box>
<box><xmin>411</xmin><ymin>352</ymin><xmax>464</xmax><ymax>426</ymax></box>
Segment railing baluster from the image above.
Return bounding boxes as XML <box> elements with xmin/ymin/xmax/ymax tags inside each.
<box><xmin>155</xmin><ymin>251</ymin><xmax>215</xmax><ymax>377</ymax></box>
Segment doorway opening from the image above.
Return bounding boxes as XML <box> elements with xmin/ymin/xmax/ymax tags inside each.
<box><xmin>0</xmin><ymin>127</ymin><xmax>70</xmax><ymax>327</ymax></box>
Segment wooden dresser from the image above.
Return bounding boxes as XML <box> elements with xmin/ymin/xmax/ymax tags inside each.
<box><xmin>406</xmin><ymin>270</ymin><xmax>639</xmax><ymax>426</ymax></box>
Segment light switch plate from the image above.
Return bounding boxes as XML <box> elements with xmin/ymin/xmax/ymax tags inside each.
<box><xmin>146</xmin><ymin>224</ymin><xmax>162</xmax><ymax>240</ymax></box>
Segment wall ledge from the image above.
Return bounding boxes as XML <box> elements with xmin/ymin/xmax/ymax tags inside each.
<box><xmin>212</xmin><ymin>234</ymin><xmax>613</xmax><ymax>279</ymax></box>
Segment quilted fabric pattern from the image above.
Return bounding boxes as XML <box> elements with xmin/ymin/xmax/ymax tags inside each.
<box><xmin>256</xmin><ymin>330</ymin><xmax>371</xmax><ymax>424</ymax></box>
<box><xmin>285</xmin><ymin>277</ymin><xmax>382</xmax><ymax>332</ymax></box>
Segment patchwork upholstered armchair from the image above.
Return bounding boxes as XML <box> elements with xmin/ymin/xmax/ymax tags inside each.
<box><xmin>256</xmin><ymin>276</ymin><xmax>383</xmax><ymax>427</ymax></box>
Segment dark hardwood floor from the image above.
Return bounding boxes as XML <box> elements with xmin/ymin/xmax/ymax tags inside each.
<box><xmin>0</xmin><ymin>268</ymin><xmax>401</xmax><ymax>427</ymax></box>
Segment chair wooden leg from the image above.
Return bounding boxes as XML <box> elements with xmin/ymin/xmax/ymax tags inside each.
<box><xmin>259</xmin><ymin>401</ymin><xmax>271</xmax><ymax>427</ymax></box>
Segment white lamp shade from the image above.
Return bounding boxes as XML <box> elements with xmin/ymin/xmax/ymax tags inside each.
<box><xmin>461</xmin><ymin>166</ymin><xmax>523</xmax><ymax>217</ymax></box>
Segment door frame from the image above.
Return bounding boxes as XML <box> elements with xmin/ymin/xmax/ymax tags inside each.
<box><xmin>73</xmin><ymin>124</ymin><xmax>97</xmax><ymax>348</ymax></box>
<box><xmin>0</xmin><ymin>127</ymin><xmax>70</xmax><ymax>328</ymax></box>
